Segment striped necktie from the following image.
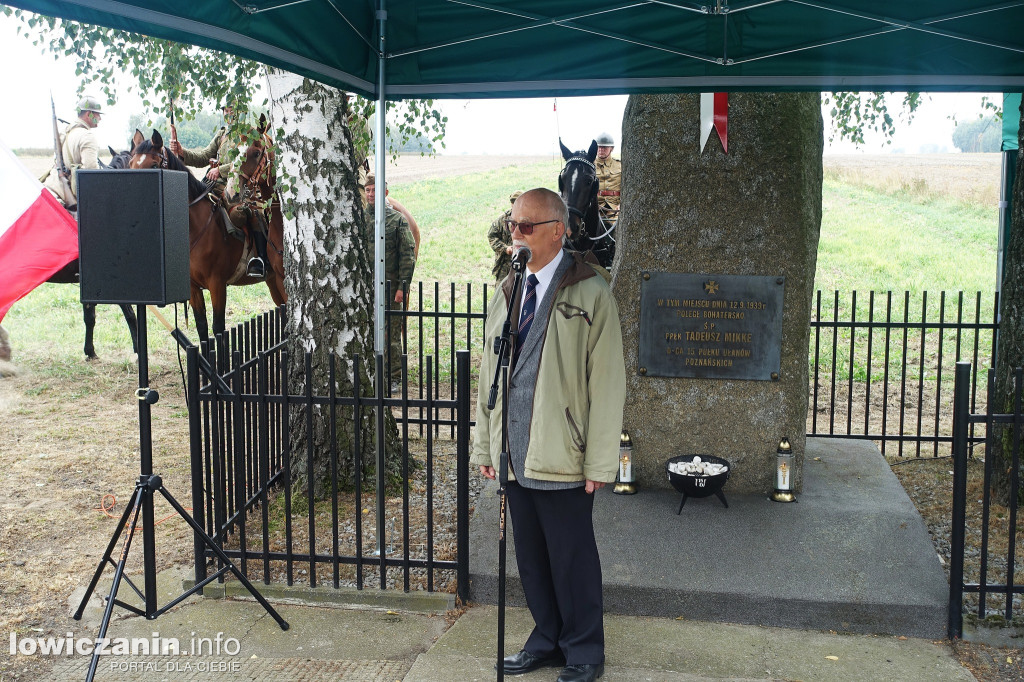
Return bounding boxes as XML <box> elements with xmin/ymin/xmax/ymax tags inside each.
<box><xmin>515</xmin><ymin>274</ymin><xmax>539</xmax><ymax>363</ymax></box>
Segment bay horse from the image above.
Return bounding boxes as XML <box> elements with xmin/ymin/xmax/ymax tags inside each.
<box><xmin>43</xmin><ymin>145</ymin><xmax>140</xmax><ymax>359</ymax></box>
<box><xmin>128</xmin><ymin>129</ymin><xmax>286</xmax><ymax>344</ymax></box>
<box><xmin>236</xmin><ymin>114</ymin><xmax>286</xmax><ymax>300</ymax></box>
<box><xmin>558</xmin><ymin>139</ymin><xmax>616</xmax><ymax>269</ymax></box>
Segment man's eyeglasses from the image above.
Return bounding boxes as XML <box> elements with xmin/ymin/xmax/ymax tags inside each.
<box><xmin>504</xmin><ymin>218</ymin><xmax>560</xmax><ymax>236</ymax></box>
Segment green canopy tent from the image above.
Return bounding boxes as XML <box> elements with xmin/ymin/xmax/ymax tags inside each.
<box><xmin>7</xmin><ymin>0</ymin><xmax>1024</xmax><ymax>347</ymax></box>
<box><xmin>7</xmin><ymin>0</ymin><xmax>1024</xmax><ymax>97</ymax></box>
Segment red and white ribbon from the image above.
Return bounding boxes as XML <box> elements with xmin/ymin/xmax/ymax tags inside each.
<box><xmin>700</xmin><ymin>92</ymin><xmax>729</xmax><ymax>154</ymax></box>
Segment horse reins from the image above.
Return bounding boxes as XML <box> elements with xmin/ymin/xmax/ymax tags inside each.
<box><xmin>561</xmin><ymin>156</ymin><xmax>598</xmax><ymax>242</ymax></box>
<box><xmin>238</xmin><ymin>130</ymin><xmax>275</xmax><ymax>219</ymax></box>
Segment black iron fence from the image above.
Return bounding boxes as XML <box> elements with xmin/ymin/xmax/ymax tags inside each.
<box><xmin>385</xmin><ymin>283</ymin><xmax>1002</xmax><ymax>455</ymax></box>
<box><xmin>186</xmin><ymin>306</ymin><xmax>472</xmax><ymax>601</ymax></box>
<box><xmin>180</xmin><ymin>284</ymin><xmax>1007</xmax><ymax>603</ymax></box>
<box><xmin>809</xmin><ymin>290</ymin><xmax>999</xmax><ymax>456</ymax></box>
<box><xmin>949</xmin><ymin>362</ymin><xmax>1024</xmax><ymax>637</ymax></box>
<box><xmin>386</xmin><ymin>281</ymin><xmax>490</xmax><ymax>383</ymax></box>
<box><xmin>387</xmin><ymin>284</ymin><xmax>1003</xmax><ymax>457</ymax></box>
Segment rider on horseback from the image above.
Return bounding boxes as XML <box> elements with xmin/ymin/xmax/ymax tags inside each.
<box><xmin>43</xmin><ymin>95</ymin><xmax>104</xmax><ymax>210</ymax></box>
<box><xmin>594</xmin><ymin>132</ymin><xmax>621</xmax><ymax>224</ymax></box>
<box><xmin>169</xmin><ymin>103</ymin><xmax>270</xmax><ymax>279</ymax></box>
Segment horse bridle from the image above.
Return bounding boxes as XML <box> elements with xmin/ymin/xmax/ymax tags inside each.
<box><xmin>137</xmin><ymin>149</ymin><xmax>170</xmax><ymax>169</ymax></box>
<box><xmin>238</xmin><ymin>131</ymin><xmax>273</xmax><ymax>192</ymax></box>
<box><xmin>561</xmin><ymin>155</ymin><xmax>597</xmax><ymax>238</ymax></box>
<box><xmin>238</xmin><ymin>130</ymin><xmax>277</xmax><ymax>221</ymax></box>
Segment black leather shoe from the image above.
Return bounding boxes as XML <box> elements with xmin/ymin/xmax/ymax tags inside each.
<box><xmin>497</xmin><ymin>649</ymin><xmax>566</xmax><ymax>675</ymax></box>
<box><xmin>557</xmin><ymin>663</ymin><xmax>605</xmax><ymax>682</ymax></box>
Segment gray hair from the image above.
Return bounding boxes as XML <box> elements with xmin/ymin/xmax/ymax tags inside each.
<box><xmin>520</xmin><ymin>187</ymin><xmax>570</xmax><ymax>245</ymax></box>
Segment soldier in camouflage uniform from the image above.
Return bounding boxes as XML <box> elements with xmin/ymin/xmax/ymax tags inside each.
<box><xmin>169</xmin><ymin>104</ymin><xmax>270</xmax><ymax>279</ymax></box>
<box><xmin>594</xmin><ymin>132</ymin><xmax>622</xmax><ymax>223</ymax></box>
<box><xmin>43</xmin><ymin>95</ymin><xmax>104</xmax><ymax>208</ymax></box>
<box><xmin>486</xmin><ymin>189</ymin><xmax>525</xmax><ymax>281</ymax></box>
<box><xmin>364</xmin><ymin>172</ymin><xmax>416</xmax><ymax>380</ymax></box>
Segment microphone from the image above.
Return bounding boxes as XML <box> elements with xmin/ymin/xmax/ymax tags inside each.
<box><xmin>511</xmin><ymin>246</ymin><xmax>532</xmax><ymax>273</ymax></box>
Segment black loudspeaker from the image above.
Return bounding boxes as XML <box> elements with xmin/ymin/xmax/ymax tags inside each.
<box><xmin>78</xmin><ymin>169</ymin><xmax>190</xmax><ymax>305</ymax></box>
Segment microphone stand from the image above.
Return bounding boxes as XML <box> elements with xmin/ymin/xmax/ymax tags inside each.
<box><xmin>487</xmin><ymin>257</ymin><xmax>527</xmax><ymax>681</ymax></box>
<box><xmin>487</xmin><ymin>260</ymin><xmax>526</xmax><ymax>411</ymax></box>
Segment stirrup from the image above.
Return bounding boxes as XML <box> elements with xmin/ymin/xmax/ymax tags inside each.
<box><xmin>246</xmin><ymin>257</ymin><xmax>267</xmax><ymax>279</ymax></box>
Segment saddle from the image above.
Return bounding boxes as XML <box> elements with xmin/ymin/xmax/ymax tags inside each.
<box><xmin>208</xmin><ymin>194</ymin><xmax>247</xmax><ymax>243</ymax></box>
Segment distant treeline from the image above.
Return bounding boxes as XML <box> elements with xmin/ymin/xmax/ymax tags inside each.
<box><xmin>952</xmin><ymin>115</ymin><xmax>1001</xmax><ymax>153</ymax></box>
<box><xmin>127</xmin><ymin>111</ymin><xmax>225</xmax><ymax>149</ymax></box>
<box><xmin>126</xmin><ymin>107</ymin><xmax>434</xmax><ymax>155</ymax></box>
<box><xmin>12</xmin><ymin>148</ymin><xmax>52</xmax><ymax>156</ymax></box>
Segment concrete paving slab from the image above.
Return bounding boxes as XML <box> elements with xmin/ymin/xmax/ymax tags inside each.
<box><xmin>47</xmin><ymin>567</ymin><xmax>447</xmax><ymax>681</ymax></box>
<box><xmin>405</xmin><ymin>605</ymin><xmax>975</xmax><ymax>682</ymax></box>
<box><xmin>469</xmin><ymin>437</ymin><xmax>949</xmax><ymax>637</ymax></box>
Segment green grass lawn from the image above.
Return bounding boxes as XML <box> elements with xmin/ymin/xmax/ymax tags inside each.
<box><xmin>1</xmin><ymin>156</ymin><xmax>999</xmax><ymax>371</ymax></box>
<box><xmin>816</xmin><ymin>178</ymin><xmax>997</xmax><ymax>295</ymax></box>
<box><xmin>389</xmin><ymin>159</ymin><xmax>562</xmax><ymax>283</ymax></box>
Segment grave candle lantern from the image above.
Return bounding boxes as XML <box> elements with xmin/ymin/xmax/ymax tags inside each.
<box><xmin>771</xmin><ymin>437</ymin><xmax>796</xmax><ymax>503</ymax></box>
<box><xmin>613</xmin><ymin>430</ymin><xmax>638</xmax><ymax>495</ymax></box>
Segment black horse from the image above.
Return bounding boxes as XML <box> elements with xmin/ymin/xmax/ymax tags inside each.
<box><xmin>44</xmin><ymin>145</ymin><xmax>140</xmax><ymax>359</ymax></box>
<box><xmin>104</xmin><ymin>145</ymin><xmax>135</xmax><ymax>169</ymax></box>
<box><xmin>558</xmin><ymin>140</ymin><xmax>615</xmax><ymax>269</ymax></box>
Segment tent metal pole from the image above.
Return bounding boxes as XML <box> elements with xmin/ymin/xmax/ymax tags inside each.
<box><xmin>374</xmin><ymin>0</ymin><xmax>388</xmax><ymax>561</ymax></box>
<box><xmin>374</xmin><ymin>0</ymin><xmax>387</xmax><ymax>356</ymax></box>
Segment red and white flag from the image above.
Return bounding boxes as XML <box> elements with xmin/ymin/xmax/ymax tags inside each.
<box><xmin>0</xmin><ymin>138</ymin><xmax>79</xmax><ymax>322</ymax></box>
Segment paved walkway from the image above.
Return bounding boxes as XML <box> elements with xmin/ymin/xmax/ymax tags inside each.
<box><xmin>408</xmin><ymin>605</ymin><xmax>975</xmax><ymax>682</ymax></box>
<box><xmin>42</xmin><ymin>589</ymin><xmax>974</xmax><ymax>681</ymax></box>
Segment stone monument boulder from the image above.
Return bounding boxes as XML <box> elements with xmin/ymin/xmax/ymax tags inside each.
<box><xmin>612</xmin><ymin>92</ymin><xmax>823</xmax><ymax>494</ymax></box>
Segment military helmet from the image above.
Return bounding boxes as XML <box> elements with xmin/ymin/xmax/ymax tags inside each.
<box><xmin>509</xmin><ymin>189</ymin><xmax>525</xmax><ymax>204</ymax></box>
<box><xmin>77</xmin><ymin>96</ymin><xmax>103</xmax><ymax>114</ymax></box>
<box><xmin>595</xmin><ymin>132</ymin><xmax>615</xmax><ymax>147</ymax></box>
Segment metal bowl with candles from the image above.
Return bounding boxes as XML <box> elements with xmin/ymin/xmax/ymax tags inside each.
<box><xmin>665</xmin><ymin>454</ymin><xmax>731</xmax><ymax>511</ymax></box>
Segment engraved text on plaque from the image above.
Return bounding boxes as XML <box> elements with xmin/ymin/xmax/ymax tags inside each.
<box><xmin>638</xmin><ymin>272</ymin><xmax>784</xmax><ymax>380</ymax></box>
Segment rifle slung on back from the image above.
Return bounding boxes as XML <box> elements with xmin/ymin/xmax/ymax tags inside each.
<box><xmin>50</xmin><ymin>94</ymin><xmax>76</xmax><ymax>209</ymax></box>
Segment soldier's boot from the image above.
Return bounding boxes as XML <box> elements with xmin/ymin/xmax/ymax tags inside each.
<box><xmin>247</xmin><ymin>229</ymin><xmax>269</xmax><ymax>279</ymax></box>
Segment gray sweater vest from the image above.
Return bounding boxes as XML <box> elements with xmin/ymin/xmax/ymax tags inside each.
<box><xmin>507</xmin><ymin>252</ymin><xmax>581</xmax><ymax>491</ymax></box>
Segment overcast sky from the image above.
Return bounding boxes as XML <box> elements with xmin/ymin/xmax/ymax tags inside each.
<box><xmin>0</xmin><ymin>16</ymin><xmax>1000</xmax><ymax>157</ymax></box>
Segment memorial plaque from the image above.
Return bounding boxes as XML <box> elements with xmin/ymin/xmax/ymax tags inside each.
<box><xmin>638</xmin><ymin>272</ymin><xmax>784</xmax><ymax>380</ymax></box>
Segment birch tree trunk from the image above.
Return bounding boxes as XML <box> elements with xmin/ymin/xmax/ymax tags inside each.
<box><xmin>992</xmin><ymin>101</ymin><xmax>1024</xmax><ymax>507</ymax></box>
<box><xmin>267</xmin><ymin>70</ymin><xmax>401</xmax><ymax>496</ymax></box>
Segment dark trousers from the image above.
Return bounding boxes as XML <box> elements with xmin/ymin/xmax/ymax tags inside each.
<box><xmin>386</xmin><ymin>296</ymin><xmax>405</xmax><ymax>378</ymax></box>
<box><xmin>506</xmin><ymin>481</ymin><xmax>604</xmax><ymax>665</ymax></box>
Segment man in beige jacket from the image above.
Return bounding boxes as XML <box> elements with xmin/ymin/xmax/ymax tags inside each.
<box><xmin>594</xmin><ymin>132</ymin><xmax>621</xmax><ymax>223</ymax></box>
<box><xmin>473</xmin><ymin>189</ymin><xmax>625</xmax><ymax>682</ymax></box>
<box><xmin>43</xmin><ymin>95</ymin><xmax>104</xmax><ymax>209</ymax></box>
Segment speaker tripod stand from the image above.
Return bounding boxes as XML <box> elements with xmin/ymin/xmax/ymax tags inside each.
<box><xmin>72</xmin><ymin>305</ymin><xmax>288</xmax><ymax>682</ymax></box>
